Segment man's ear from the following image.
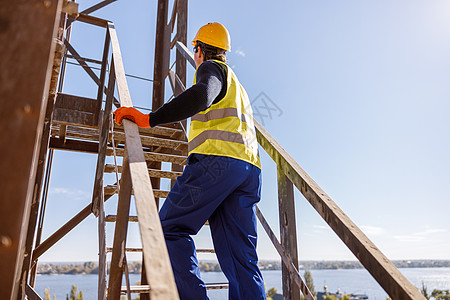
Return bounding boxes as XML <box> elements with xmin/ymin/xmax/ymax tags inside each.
<box><xmin>199</xmin><ymin>48</ymin><xmax>204</xmax><ymax>62</ymax></box>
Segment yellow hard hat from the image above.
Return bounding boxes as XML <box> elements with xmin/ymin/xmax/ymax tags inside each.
<box><xmin>191</xmin><ymin>22</ymin><xmax>231</xmax><ymax>51</ymax></box>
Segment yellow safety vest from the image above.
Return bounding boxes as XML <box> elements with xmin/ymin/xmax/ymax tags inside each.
<box><xmin>188</xmin><ymin>60</ymin><xmax>261</xmax><ymax>168</ymax></box>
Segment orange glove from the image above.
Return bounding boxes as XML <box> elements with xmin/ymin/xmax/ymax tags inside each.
<box><xmin>114</xmin><ymin>107</ymin><xmax>150</xmax><ymax>128</ymax></box>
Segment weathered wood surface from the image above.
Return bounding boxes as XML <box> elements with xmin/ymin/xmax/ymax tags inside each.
<box><xmin>26</xmin><ymin>284</ymin><xmax>43</xmax><ymax>300</ymax></box>
<box><xmin>108</xmin><ymin>147</ymin><xmax>187</xmax><ymax>165</ymax></box>
<box><xmin>175</xmin><ymin>41</ymin><xmax>195</xmax><ymax>69</ymax></box>
<box><xmin>107</xmin><ymin>149</ymin><xmax>133</xmax><ymax>300</ymax></box>
<box><xmin>106</xmin><ymin>215</ymin><xmax>138</xmax><ymax>222</ymax></box>
<box><xmin>0</xmin><ymin>0</ymin><xmax>62</xmax><ymax>298</ymax></box>
<box><xmin>108</xmin><ymin>21</ymin><xmax>179</xmax><ymax>299</ymax></box>
<box><xmin>104</xmin><ymin>185</ymin><xmax>169</xmax><ymax>199</ymax></box>
<box><xmin>104</xmin><ymin>164</ymin><xmax>182</xmax><ymax>179</ymax></box>
<box><xmin>92</xmin><ymin>61</ymin><xmax>116</xmax><ymax>217</ymax></box>
<box><xmin>72</xmin><ymin>13</ymin><xmax>109</xmax><ymax>27</ymax></box>
<box><xmin>255</xmin><ymin>120</ymin><xmax>425</xmax><ymax>300</ymax></box>
<box><xmin>81</xmin><ymin>0</ymin><xmax>117</xmax><ymax>15</ymax></box>
<box><xmin>19</xmin><ymin>93</ymin><xmax>57</xmax><ymax>298</ymax></box>
<box><xmin>277</xmin><ymin>167</ymin><xmax>300</xmax><ymax>300</ymax></box>
<box><xmin>152</xmin><ymin>0</ymin><xmax>170</xmax><ymax>110</ymax></box>
<box><xmin>255</xmin><ymin>207</ymin><xmax>314</xmax><ymax>300</ymax></box>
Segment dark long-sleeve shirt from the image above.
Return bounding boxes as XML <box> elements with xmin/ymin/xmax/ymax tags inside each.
<box><xmin>149</xmin><ymin>60</ymin><xmax>228</xmax><ymax>127</ymax></box>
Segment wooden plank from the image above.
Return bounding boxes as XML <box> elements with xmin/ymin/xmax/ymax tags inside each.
<box><xmin>112</xmin><ymin>131</ymin><xmax>187</xmax><ymax>150</ymax></box>
<box><xmin>175</xmin><ymin>41</ymin><xmax>195</xmax><ymax>69</ymax></box>
<box><xmin>53</xmin><ymin>107</ymin><xmax>96</xmax><ymax>126</ymax></box>
<box><xmin>255</xmin><ymin>207</ymin><xmax>314</xmax><ymax>300</ymax></box>
<box><xmin>121</xmin><ymin>285</ymin><xmax>150</xmax><ymax>294</ymax></box>
<box><xmin>107</xmin><ymin>148</ymin><xmax>187</xmax><ymax>165</ymax></box>
<box><xmin>31</xmin><ymin>193</ymin><xmax>114</xmax><ymax>261</ymax></box>
<box><xmin>26</xmin><ymin>284</ymin><xmax>43</xmax><ymax>300</ymax></box>
<box><xmin>49</xmin><ymin>137</ymin><xmax>99</xmax><ymax>153</ymax></box>
<box><xmin>255</xmin><ymin>120</ymin><xmax>425</xmax><ymax>300</ymax></box>
<box><xmin>106</xmin><ymin>215</ymin><xmax>138</xmax><ymax>222</ymax></box>
<box><xmin>94</xmin><ymin>30</ymin><xmax>111</xmax><ymax>123</ymax></box>
<box><xmin>104</xmin><ymin>164</ymin><xmax>182</xmax><ymax>180</ymax></box>
<box><xmin>72</xmin><ymin>13</ymin><xmax>109</xmax><ymax>27</ymax></box>
<box><xmin>81</xmin><ymin>0</ymin><xmax>117</xmax><ymax>15</ymax></box>
<box><xmin>278</xmin><ymin>167</ymin><xmax>300</xmax><ymax>300</ymax></box>
<box><xmin>19</xmin><ymin>93</ymin><xmax>57</xmax><ymax>297</ymax></box>
<box><xmin>96</xmin><ymin>57</ymin><xmax>115</xmax><ymax>298</ymax></box>
<box><xmin>98</xmin><ymin>189</ymin><xmax>107</xmax><ymax>300</ymax></box>
<box><xmin>104</xmin><ymin>185</ymin><xmax>169</xmax><ymax>199</ymax></box>
<box><xmin>55</xmin><ymin>93</ymin><xmax>98</xmax><ymax>113</ymax></box>
<box><xmin>92</xmin><ymin>61</ymin><xmax>116</xmax><ymax>217</ymax></box>
<box><xmin>0</xmin><ymin>0</ymin><xmax>62</xmax><ymax>298</ymax></box>
<box><xmin>108</xmin><ymin>21</ymin><xmax>179</xmax><ymax>299</ymax></box>
<box><xmin>152</xmin><ymin>0</ymin><xmax>170</xmax><ymax>110</ymax></box>
<box><xmin>119</xmin><ymin>283</ymin><xmax>229</xmax><ymax>293</ymax></box>
<box><xmin>107</xmin><ymin>150</ymin><xmax>133</xmax><ymax>300</ymax></box>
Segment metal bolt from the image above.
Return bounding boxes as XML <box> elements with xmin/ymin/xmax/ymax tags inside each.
<box><xmin>0</xmin><ymin>235</ymin><xmax>12</xmax><ymax>248</ymax></box>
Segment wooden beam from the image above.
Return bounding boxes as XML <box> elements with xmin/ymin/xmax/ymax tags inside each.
<box><xmin>49</xmin><ymin>137</ymin><xmax>99</xmax><ymax>153</ymax></box>
<box><xmin>71</xmin><ymin>13</ymin><xmax>109</xmax><ymax>27</ymax></box>
<box><xmin>26</xmin><ymin>284</ymin><xmax>43</xmax><ymax>300</ymax></box>
<box><xmin>0</xmin><ymin>0</ymin><xmax>62</xmax><ymax>298</ymax></box>
<box><xmin>92</xmin><ymin>60</ymin><xmax>116</xmax><ymax>217</ymax></box>
<box><xmin>53</xmin><ymin>93</ymin><xmax>98</xmax><ymax>126</ymax></box>
<box><xmin>175</xmin><ymin>41</ymin><xmax>195</xmax><ymax>69</ymax></box>
<box><xmin>19</xmin><ymin>93</ymin><xmax>57</xmax><ymax>297</ymax></box>
<box><xmin>81</xmin><ymin>0</ymin><xmax>117</xmax><ymax>15</ymax></box>
<box><xmin>255</xmin><ymin>120</ymin><xmax>425</xmax><ymax>300</ymax></box>
<box><xmin>278</xmin><ymin>167</ymin><xmax>300</xmax><ymax>300</ymax></box>
<box><xmin>107</xmin><ymin>150</ymin><xmax>133</xmax><ymax>300</ymax></box>
<box><xmin>94</xmin><ymin>30</ymin><xmax>111</xmax><ymax>124</ymax></box>
<box><xmin>108</xmin><ymin>21</ymin><xmax>179</xmax><ymax>299</ymax></box>
<box><xmin>152</xmin><ymin>0</ymin><xmax>170</xmax><ymax>110</ymax></box>
<box><xmin>255</xmin><ymin>207</ymin><xmax>314</xmax><ymax>300</ymax></box>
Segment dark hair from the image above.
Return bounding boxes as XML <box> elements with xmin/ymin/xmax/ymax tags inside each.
<box><xmin>198</xmin><ymin>41</ymin><xmax>227</xmax><ymax>62</ymax></box>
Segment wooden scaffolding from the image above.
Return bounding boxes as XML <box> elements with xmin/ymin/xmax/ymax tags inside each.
<box><xmin>0</xmin><ymin>1</ymin><xmax>425</xmax><ymax>299</ymax></box>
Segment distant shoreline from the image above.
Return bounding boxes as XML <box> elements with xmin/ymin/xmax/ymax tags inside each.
<box><xmin>36</xmin><ymin>260</ymin><xmax>450</xmax><ymax>275</ymax></box>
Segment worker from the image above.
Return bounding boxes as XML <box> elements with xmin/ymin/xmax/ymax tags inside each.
<box><xmin>115</xmin><ymin>22</ymin><xmax>266</xmax><ymax>300</ymax></box>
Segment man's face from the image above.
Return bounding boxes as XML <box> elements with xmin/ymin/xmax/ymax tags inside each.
<box><xmin>193</xmin><ymin>42</ymin><xmax>204</xmax><ymax>68</ymax></box>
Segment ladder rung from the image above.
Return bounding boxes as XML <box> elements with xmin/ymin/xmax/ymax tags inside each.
<box><xmin>105</xmin><ymin>215</ymin><xmax>138</xmax><ymax>222</ymax></box>
<box><xmin>206</xmin><ymin>283</ymin><xmax>229</xmax><ymax>290</ymax></box>
<box><xmin>120</xmin><ymin>283</ymin><xmax>229</xmax><ymax>294</ymax></box>
<box><xmin>112</xmin><ymin>132</ymin><xmax>188</xmax><ymax>150</ymax></box>
<box><xmin>114</xmin><ymin>123</ymin><xmax>184</xmax><ymax>139</ymax></box>
<box><xmin>104</xmin><ymin>164</ymin><xmax>182</xmax><ymax>179</ymax></box>
<box><xmin>121</xmin><ymin>285</ymin><xmax>150</xmax><ymax>294</ymax></box>
<box><xmin>106</xmin><ymin>247</ymin><xmax>209</xmax><ymax>253</ymax></box>
<box><xmin>104</xmin><ymin>185</ymin><xmax>169</xmax><ymax>198</ymax></box>
<box><xmin>106</xmin><ymin>247</ymin><xmax>142</xmax><ymax>253</ymax></box>
<box><xmin>196</xmin><ymin>249</ymin><xmax>215</xmax><ymax>253</ymax></box>
<box><xmin>107</xmin><ymin>148</ymin><xmax>187</xmax><ymax>165</ymax></box>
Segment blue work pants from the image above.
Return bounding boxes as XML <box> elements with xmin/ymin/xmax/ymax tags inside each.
<box><xmin>159</xmin><ymin>154</ymin><xmax>266</xmax><ymax>300</ymax></box>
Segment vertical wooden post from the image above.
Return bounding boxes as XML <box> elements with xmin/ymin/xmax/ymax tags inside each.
<box><xmin>277</xmin><ymin>167</ymin><xmax>300</xmax><ymax>300</ymax></box>
<box><xmin>92</xmin><ymin>31</ymin><xmax>112</xmax><ymax>217</ymax></box>
<box><xmin>152</xmin><ymin>0</ymin><xmax>170</xmax><ymax>109</ymax></box>
<box><xmin>107</xmin><ymin>148</ymin><xmax>133</xmax><ymax>300</ymax></box>
<box><xmin>98</xmin><ymin>60</ymin><xmax>116</xmax><ymax>300</ymax></box>
<box><xmin>0</xmin><ymin>0</ymin><xmax>62</xmax><ymax>298</ymax></box>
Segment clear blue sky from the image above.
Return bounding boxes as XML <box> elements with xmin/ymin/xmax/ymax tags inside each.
<box><xmin>40</xmin><ymin>0</ymin><xmax>450</xmax><ymax>263</ymax></box>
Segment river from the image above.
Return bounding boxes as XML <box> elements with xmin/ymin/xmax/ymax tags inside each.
<box><xmin>34</xmin><ymin>267</ymin><xmax>450</xmax><ymax>299</ymax></box>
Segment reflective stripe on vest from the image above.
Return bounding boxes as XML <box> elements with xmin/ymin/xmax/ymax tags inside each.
<box><xmin>191</xmin><ymin>107</ymin><xmax>250</xmax><ymax>124</ymax></box>
<box><xmin>188</xmin><ymin>60</ymin><xmax>261</xmax><ymax>168</ymax></box>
